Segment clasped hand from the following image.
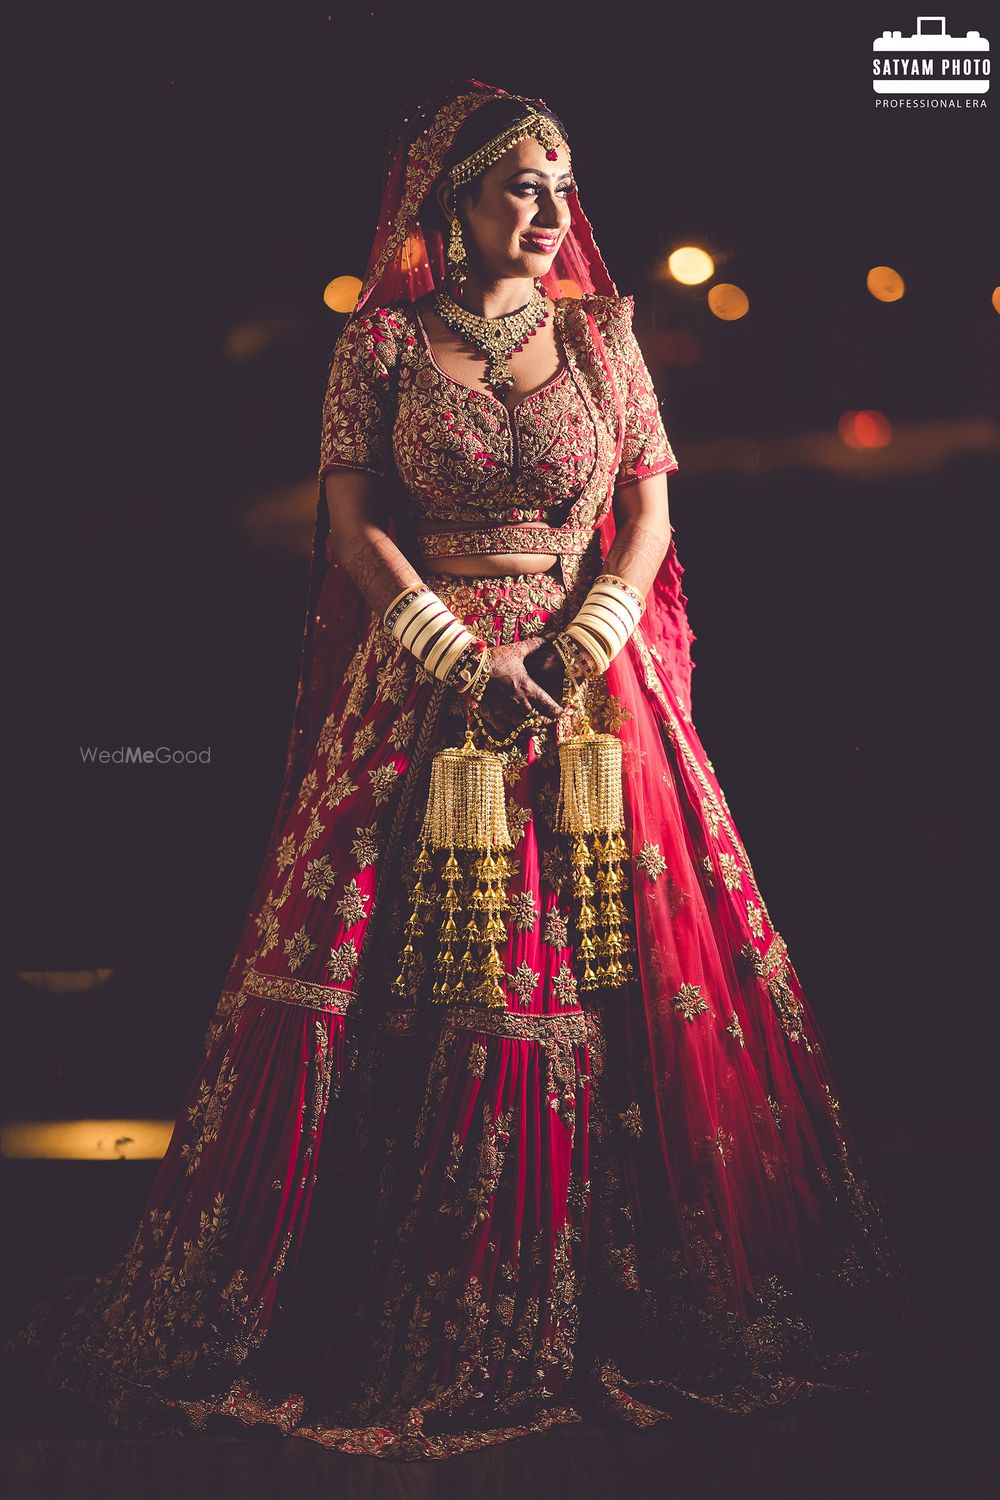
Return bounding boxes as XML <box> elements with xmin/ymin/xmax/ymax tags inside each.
<box><xmin>475</xmin><ymin>638</ymin><xmax>567</xmax><ymax>735</ymax></box>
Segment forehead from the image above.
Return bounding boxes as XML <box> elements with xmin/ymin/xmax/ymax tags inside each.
<box><xmin>486</xmin><ymin>134</ymin><xmax>572</xmax><ymax>179</ymax></box>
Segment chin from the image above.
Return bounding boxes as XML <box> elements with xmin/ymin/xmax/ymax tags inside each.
<box><xmin>513</xmin><ymin>253</ymin><xmax>554</xmax><ymax>274</ymax></box>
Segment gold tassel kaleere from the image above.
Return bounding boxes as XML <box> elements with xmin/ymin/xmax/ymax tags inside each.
<box><xmin>392</xmin><ymin>721</ymin><xmax>514</xmax><ymax>1009</ymax></box>
<box><xmin>554</xmin><ymin>676</ymin><xmax>635</xmax><ymax>991</ymax></box>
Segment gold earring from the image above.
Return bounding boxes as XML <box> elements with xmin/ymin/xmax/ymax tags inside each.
<box><xmin>448</xmin><ymin>216</ymin><xmax>468</xmax><ymax>287</ymax></box>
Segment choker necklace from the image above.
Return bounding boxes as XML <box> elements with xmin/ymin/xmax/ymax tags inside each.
<box><xmin>431</xmin><ymin>283</ymin><xmax>549</xmax><ymax>394</ymax></box>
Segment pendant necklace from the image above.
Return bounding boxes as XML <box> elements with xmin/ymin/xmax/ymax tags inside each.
<box><xmin>431</xmin><ymin>283</ymin><xmax>549</xmax><ymax>395</ymax></box>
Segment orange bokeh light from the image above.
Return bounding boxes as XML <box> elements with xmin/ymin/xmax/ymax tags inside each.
<box><xmin>707</xmin><ymin>283</ymin><xmax>749</xmax><ymax>321</ymax></box>
<box><xmin>324</xmin><ymin>275</ymin><xmax>362</xmax><ymax>313</ymax></box>
<box><xmin>866</xmin><ymin>266</ymin><xmax>905</xmax><ymax>302</ymax></box>
<box><xmin>838</xmin><ymin>409</ymin><xmax>893</xmax><ymax>449</ymax></box>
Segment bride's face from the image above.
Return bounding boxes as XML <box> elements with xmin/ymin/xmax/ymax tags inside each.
<box><xmin>447</xmin><ymin>135</ymin><xmax>575</xmax><ymax>281</ymax></box>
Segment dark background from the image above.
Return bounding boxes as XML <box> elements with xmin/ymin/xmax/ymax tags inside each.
<box><xmin>2</xmin><ymin>0</ymin><xmax>998</xmax><ymax>1484</ymax></box>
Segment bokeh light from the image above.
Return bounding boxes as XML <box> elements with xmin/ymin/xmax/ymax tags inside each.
<box><xmin>0</xmin><ymin>1119</ymin><xmax>174</xmax><ymax>1160</ymax></box>
<box><xmin>557</xmin><ymin>278</ymin><xmax>583</xmax><ymax>299</ymax></box>
<box><xmin>708</xmin><ymin>283</ymin><xmax>750</xmax><ymax>321</ymax></box>
<box><xmin>838</xmin><ymin>409</ymin><xmax>893</xmax><ymax>449</ymax></box>
<box><xmin>992</xmin><ymin>286</ymin><xmax>1000</xmax><ymax>314</ymax></box>
<box><xmin>666</xmin><ymin>247</ymin><xmax>715</xmax><ymax>285</ymax></box>
<box><xmin>866</xmin><ymin>265</ymin><xmax>905</xmax><ymax>302</ymax></box>
<box><xmin>324</xmin><ymin>275</ymin><xmax>362</xmax><ymax>313</ymax></box>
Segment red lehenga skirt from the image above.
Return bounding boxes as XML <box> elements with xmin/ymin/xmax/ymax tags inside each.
<box><xmin>2</xmin><ymin>541</ymin><xmax>898</xmax><ymax>1459</ymax></box>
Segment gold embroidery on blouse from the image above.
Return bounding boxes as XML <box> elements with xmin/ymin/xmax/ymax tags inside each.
<box><xmin>317</xmin><ymin>294</ymin><xmax>677</xmax><ymax>547</ymax></box>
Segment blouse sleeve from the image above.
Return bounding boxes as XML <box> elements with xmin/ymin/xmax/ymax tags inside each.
<box><xmin>609</xmin><ymin>294</ymin><xmax>679</xmax><ymax>489</ymax></box>
<box><xmin>318</xmin><ymin>309</ymin><xmax>399</xmax><ymax>480</ymax></box>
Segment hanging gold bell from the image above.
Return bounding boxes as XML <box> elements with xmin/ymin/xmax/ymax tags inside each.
<box><xmin>392</xmin><ymin>723</ymin><xmax>513</xmax><ymax>1009</ymax></box>
<box><xmin>554</xmin><ymin>679</ymin><xmax>635</xmax><ymax>991</ymax></box>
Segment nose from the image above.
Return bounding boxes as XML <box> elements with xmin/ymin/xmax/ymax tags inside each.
<box><xmin>531</xmin><ymin>188</ymin><xmax>569</xmax><ymax>228</ymax></box>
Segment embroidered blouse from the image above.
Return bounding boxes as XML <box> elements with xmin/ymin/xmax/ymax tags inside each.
<box><xmin>318</xmin><ymin>292</ymin><xmax>678</xmax><ymax>537</ymax></box>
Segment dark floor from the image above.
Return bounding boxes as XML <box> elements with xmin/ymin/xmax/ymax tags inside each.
<box><xmin>1</xmin><ymin>1121</ymin><xmax>996</xmax><ymax>1500</ymax></box>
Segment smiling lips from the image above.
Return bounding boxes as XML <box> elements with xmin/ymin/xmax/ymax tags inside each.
<box><xmin>522</xmin><ymin>234</ymin><xmax>559</xmax><ymax>252</ymax></box>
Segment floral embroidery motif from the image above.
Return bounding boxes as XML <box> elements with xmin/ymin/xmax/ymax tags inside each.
<box><xmin>179</xmin><ymin>1050</ymin><xmax>238</xmax><ymax>1176</ymax></box>
<box><xmin>505</xmin><ymin>798</ymin><xmax>532</xmax><ymax>845</ymax></box>
<box><xmin>508</xmin><ymin>891</ymin><xmax>539</xmax><ymax>932</ymax></box>
<box><xmin>368</xmin><ymin>762</ymin><xmax>400</xmax><ymax>806</ymax></box>
<box><xmin>327</xmin><ymin>940</ymin><xmax>360</xmax><ymax>983</ymax></box>
<box><xmin>725</xmin><ymin>1012</ymin><xmax>746</xmax><ymax>1047</ymax></box>
<box><xmin>300</xmin><ymin>810</ymin><xmax>326</xmax><ymax>852</ymax></box>
<box><xmin>705</xmin><ymin>1126</ymin><xmax>736</xmax><ymax>1165</ymax></box>
<box><xmin>336</xmin><ymin>878</ymin><xmax>369</xmax><ymax>928</ymax></box>
<box><xmin>507</xmin><ymin>960</ymin><xmax>540</xmax><ymax>1009</ymax></box>
<box><xmin>618</xmin><ymin>1102</ymin><xmax>644</xmax><ymax>1139</ymax></box>
<box><xmin>763</xmin><ymin>934</ymin><xmax>807</xmax><ymax>1046</ymax></box>
<box><xmin>322</xmin><ymin>771</ymin><xmax>357</xmax><ymax>812</ymax></box>
<box><xmin>351</xmin><ymin>722</ymin><xmax>378</xmax><ymax>760</ymax></box>
<box><xmin>375</xmin><ymin>658</ymin><xmax>411</xmax><ymax>708</ymax></box>
<box><xmin>430</xmin><ymin>571</ymin><xmax>567</xmax><ymax>622</ymax></box>
<box><xmin>672</xmin><ymin>982</ymin><xmax>709</xmax><ymax>1022</ymax></box>
<box><xmin>635</xmin><ymin>841</ymin><xmax>668</xmax><ymax>880</ymax></box>
<box><xmin>283</xmin><ymin>926</ymin><xmax>316</xmax><ymax>974</ymax></box>
<box><xmin>552</xmin><ymin>961</ymin><xmax>579</xmax><ymax>1008</ymax></box>
<box><xmin>602</xmin><ymin>694</ymin><xmax>633</xmax><ymax>734</ymax></box>
<box><xmin>296</xmin><ymin>771</ymin><xmax>318</xmax><ymax>812</ymax></box>
<box><xmin>543</xmin><ymin>907</ymin><xmax>570</xmax><ymax>949</ymax></box>
<box><xmin>316</xmin><ymin>712</ymin><xmax>343</xmax><ymax>762</ymax></box>
<box><xmin>388</xmin><ymin>710</ymin><xmax>416</xmax><ymax>750</ymax></box>
<box><xmin>541</xmin><ymin>847</ymin><xmax>570</xmax><ymax>894</ymax></box>
<box><xmin>746</xmin><ymin>900</ymin><xmax>765</xmax><ymax>940</ymax></box>
<box><xmin>719</xmin><ymin>853</ymin><xmax>743</xmax><ymax>892</ymax></box>
<box><xmin>275</xmin><ymin>834</ymin><xmax>297</xmax><ymax>871</ymax></box>
<box><xmin>255</xmin><ymin>914</ymin><xmax>280</xmax><ymax>959</ymax></box>
<box><xmin>351</xmin><ymin>823</ymin><xmax>380</xmax><ymax>868</ymax></box>
<box><xmin>740</xmin><ymin>941</ymin><xmax>766</xmax><ymax>978</ymax></box>
<box><xmin>301</xmin><ymin>856</ymin><xmax>337</xmax><ymax>899</ymax></box>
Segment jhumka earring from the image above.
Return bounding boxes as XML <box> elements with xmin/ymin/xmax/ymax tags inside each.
<box><xmin>551</xmin><ymin>668</ymin><xmax>635</xmax><ymax>992</ymax></box>
<box><xmin>447</xmin><ymin>215</ymin><xmax>468</xmax><ymax>287</ymax></box>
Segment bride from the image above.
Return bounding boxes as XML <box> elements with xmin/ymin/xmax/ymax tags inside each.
<box><xmin>2</xmin><ymin>79</ymin><xmax>898</xmax><ymax>1460</ymax></box>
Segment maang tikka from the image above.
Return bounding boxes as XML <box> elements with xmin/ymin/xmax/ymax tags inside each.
<box><xmin>444</xmin><ymin>110</ymin><xmax>570</xmax><ymax>296</ymax></box>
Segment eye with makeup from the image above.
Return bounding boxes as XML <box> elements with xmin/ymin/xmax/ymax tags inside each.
<box><xmin>512</xmin><ymin>179</ymin><xmax>576</xmax><ymax>197</ymax></box>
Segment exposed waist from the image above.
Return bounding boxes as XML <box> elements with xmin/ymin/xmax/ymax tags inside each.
<box><xmin>414</xmin><ymin>521</ymin><xmax>595</xmax><ymax>559</ymax></box>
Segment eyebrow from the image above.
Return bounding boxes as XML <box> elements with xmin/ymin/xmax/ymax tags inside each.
<box><xmin>505</xmin><ymin>167</ymin><xmax>574</xmax><ymax>181</ymax></box>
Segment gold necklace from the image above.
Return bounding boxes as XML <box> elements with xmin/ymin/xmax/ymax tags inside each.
<box><xmin>431</xmin><ymin>283</ymin><xmax>549</xmax><ymax>394</ymax></box>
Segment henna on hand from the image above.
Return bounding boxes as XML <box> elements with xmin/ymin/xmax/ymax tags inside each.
<box><xmin>478</xmin><ymin>638</ymin><xmax>565</xmax><ymax>731</ymax></box>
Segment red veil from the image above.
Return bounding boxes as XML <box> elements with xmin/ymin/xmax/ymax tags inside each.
<box><xmin>212</xmin><ymin>80</ymin><xmax>886</xmax><ymax>1330</ymax></box>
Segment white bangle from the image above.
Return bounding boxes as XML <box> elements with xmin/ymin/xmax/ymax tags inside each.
<box><xmin>425</xmin><ymin>619</ymin><xmax>470</xmax><ymax>676</ymax></box>
<box><xmin>565</xmin><ymin>620</ymin><xmax>611</xmax><ymax>673</ymax></box>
